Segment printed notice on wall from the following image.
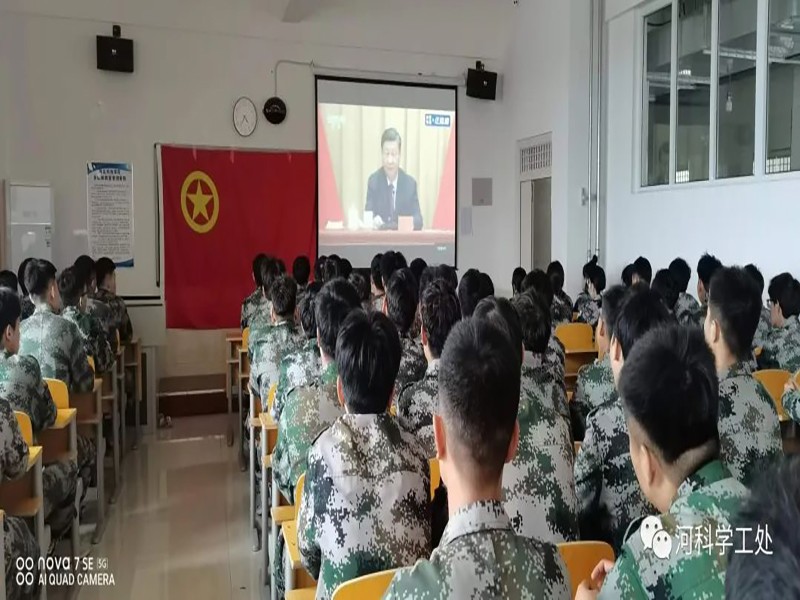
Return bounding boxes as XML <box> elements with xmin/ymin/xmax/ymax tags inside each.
<box><xmin>87</xmin><ymin>162</ymin><xmax>134</xmax><ymax>267</ymax></box>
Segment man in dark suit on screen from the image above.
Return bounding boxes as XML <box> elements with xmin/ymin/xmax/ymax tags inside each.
<box><xmin>365</xmin><ymin>128</ymin><xmax>424</xmax><ymax>231</ymax></box>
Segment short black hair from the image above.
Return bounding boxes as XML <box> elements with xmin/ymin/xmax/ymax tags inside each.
<box><xmin>0</xmin><ymin>270</ymin><xmax>18</xmax><ymax>292</ymax></box>
<box><xmin>259</xmin><ymin>257</ymin><xmax>280</xmax><ymax>295</ymax></box>
<box><xmin>420</xmin><ymin>280</ymin><xmax>461</xmax><ymax>359</ymax></box>
<box><xmin>612</xmin><ymin>286</ymin><xmax>673</xmax><ymax>358</ymax></box>
<box><xmin>370</xmin><ymin>253</ymin><xmax>384</xmax><ymax>292</ymax></box>
<box><xmin>315</xmin><ymin>279</ymin><xmax>361</xmax><ymax>358</ymax></box>
<box><xmin>668</xmin><ymin>258</ymin><xmax>692</xmax><ymax>293</ymax></box>
<box><xmin>252</xmin><ymin>254</ymin><xmax>268</xmax><ymax>287</ymax></box>
<box><xmin>769</xmin><ymin>272</ymin><xmax>795</xmax><ymax>304</ymax></box>
<box><xmin>601</xmin><ymin>285</ymin><xmax>628</xmax><ymax>331</ymax></box>
<box><xmin>589</xmin><ymin>264</ymin><xmax>607</xmax><ymax>294</ymax></box>
<box><xmin>340</xmin><ymin>258</ymin><xmax>353</xmax><ymax>280</ymax></box>
<box><xmin>512</xmin><ymin>267</ymin><xmax>527</xmax><ymax>295</ymax></box>
<box><xmin>511</xmin><ymin>292</ymin><xmax>551</xmax><ymax>354</ymax></box>
<box><xmin>420</xmin><ymin>265</ymin><xmax>458</xmax><ymax>298</ymax></box>
<box><xmin>583</xmin><ymin>256</ymin><xmax>599</xmax><ymax>279</ymax></box>
<box><xmin>621</xmin><ymin>264</ymin><xmax>634</xmax><ymax>288</ymax></box>
<box><xmin>276</xmin><ymin>259</ymin><xmax>287</xmax><ymax>274</ymax></box>
<box><xmin>73</xmin><ymin>255</ymin><xmax>96</xmax><ymax>289</ymax></box>
<box><xmin>651</xmin><ymin>269</ymin><xmax>679</xmax><ymax>311</ymax></box>
<box><xmin>57</xmin><ymin>267</ymin><xmax>84</xmax><ymax>308</ymax></box>
<box><xmin>708</xmin><ymin>267</ymin><xmax>762</xmax><ymax>361</ymax></box>
<box><xmin>314</xmin><ymin>255</ymin><xmax>327</xmax><ymax>283</ymax></box>
<box><xmin>322</xmin><ymin>257</ymin><xmax>342</xmax><ymax>283</ymax></box>
<box><xmin>473</xmin><ymin>296</ymin><xmax>523</xmax><ymax>364</ymax></box>
<box><xmin>619</xmin><ymin>324</ymin><xmax>719</xmax><ymax>465</ymax></box>
<box><xmin>386</xmin><ymin>268</ymin><xmax>418</xmax><ymax>335</ymax></box>
<box><xmin>478</xmin><ymin>272</ymin><xmax>494</xmax><ymax>299</ymax></box>
<box><xmin>697</xmin><ymin>253</ymin><xmax>723</xmax><ymax>290</ymax></box>
<box><xmin>0</xmin><ymin>288</ymin><xmax>21</xmax><ymax>333</ymax></box>
<box><xmin>394</xmin><ymin>252</ymin><xmax>408</xmax><ymax>270</ymax></box>
<box><xmin>439</xmin><ymin>318</ymin><xmax>521</xmax><ymax>480</ymax></box>
<box><xmin>299</xmin><ymin>282</ymin><xmax>322</xmax><ymax>339</ymax></box>
<box><xmin>546</xmin><ymin>261</ymin><xmax>565</xmax><ymax>293</ymax></box>
<box><xmin>348</xmin><ymin>272</ymin><xmax>370</xmax><ymax>303</ymax></box>
<box><xmin>380</xmin><ymin>251</ymin><xmax>401</xmax><ymax>286</ymax></box>
<box><xmin>17</xmin><ymin>258</ymin><xmax>34</xmax><ymax>296</ymax></box>
<box><xmin>336</xmin><ymin>310</ymin><xmax>401</xmax><ymax>414</ymax></box>
<box><xmin>292</xmin><ymin>256</ymin><xmax>311</xmax><ymax>287</ymax></box>
<box><xmin>744</xmin><ymin>264</ymin><xmax>765</xmax><ymax>295</ymax></box>
<box><xmin>521</xmin><ymin>269</ymin><xmax>554</xmax><ymax>308</ymax></box>
<box><xmin>24</xmin><ymin>259</ymin><xmax>57</xmax><ymax>298</ymax></box>
<box><xmin>778</xmin><ymin>278</ymin><xmax>800</xmax><ymax>319</ymax></box>
<box><xmin>410</xmin><ymin>258</ymin><xmax>427</xmax><ymax>291</ymax></box>
<box><xmin>95</xmin><ymin>257</ymin><xmax>116</xmax><ymax>287</ymax></box>
<box><xmin>457</xmin><ymin>269</ymin><xmax>483</xmax><ymax>318</ymax></box>
<box><xmin>632</xmin><ymin>256</ymin><xmax>653</xmax><ymax>284</ymax></box>
<box><xmin>381</xmin><ymin>127</ymin><xmax>402</xmax><ymax>149</ymax></box>
<box><xmin>270</xmin><ymin>275</ymin><xmax>298</xmax><ymax>319</ymax></box>
<box><xmin>726</xmin><ymin>457</ymin><xmax>800</xmax><ymax>599</ymax></box>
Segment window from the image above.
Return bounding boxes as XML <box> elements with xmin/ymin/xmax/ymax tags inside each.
<box><xmin>642</xmin><ymin>5</ymin><xmax>673</xmax><ymax>187</ymax></box>
<box><xmin>767</xmin><ymin>0</ymin><xmax>800</xmax><ymax>174</ymax></box>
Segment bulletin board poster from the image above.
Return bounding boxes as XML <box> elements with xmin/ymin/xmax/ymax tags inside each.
<box><xmin>87</xmin><ymin>162</ymin><xmax>134</xmax><ymax>267</ymax></box>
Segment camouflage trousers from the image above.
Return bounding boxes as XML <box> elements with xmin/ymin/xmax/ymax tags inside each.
<box><xmin>42</xmin><ymin>459</ymin><xmax>78</xmax><ymax>537</ymax></box>
<box><xmin>77</xmin><ymin>434</ymin><xmax>98</xmax><ymax>498</ymax></box>
<box><xmin>272</xmin><ymin>532</ymin><xmax>286</xmax><ymax>600</ymax></box>
<box><xmin>4</xmin><ymin>514</ymin><xmax>41</xmax><ymax>600</ymax></box>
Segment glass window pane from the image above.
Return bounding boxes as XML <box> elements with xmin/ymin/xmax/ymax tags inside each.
<box><xmin>717</xmin><ymin>0</ymin><xmax>757</xmax><ymax>178</ymax></box>
<box><xmin>676</xmin><ymin>0</ymin><xmax>712</xmax><ymax>183</ymax></box>
<box><xmin>643</xmin><ymin>5</ymin><xmax>672</xmax><ymax>187</ymax></box>
<box><xmin>767</xmin><ymin>0</ymin><xmax>800</xmax><ymax>174</ymax></box>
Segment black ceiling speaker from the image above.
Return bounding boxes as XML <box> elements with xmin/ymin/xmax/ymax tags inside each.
<box><xmin>466</xmin><ymin>61</ymin><xmax>497</xmax><ymax>101</ymax></box>
<box><xmin>263</xmin><ymin>97</ymin><xmax>287</xmax><ymax>125</ymax></box>
<box><xmin>97</xmin><ymin>24</ymin><xmax>134</xmax><ymax>73</ymax></box>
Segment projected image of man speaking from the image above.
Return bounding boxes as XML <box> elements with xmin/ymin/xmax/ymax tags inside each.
<box><xmin>365</xmin><ymin>128</ymin><xmax>423</xmax><ymax>231</ymax></box>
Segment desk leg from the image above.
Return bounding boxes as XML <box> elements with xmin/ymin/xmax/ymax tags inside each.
<box><xmin>262</xmin><ymin>458</ymin><xmax>270</xmax><ymax>586</ymax></box>
<box><xmin>134</xmin><ymin>345</ymin><xmax>142</xmax><ymax>450</ymax></box>
<box><xmin>92</xmin><ymin>423</ymin><xmax>106</xmax><ymax>545</ymax></box>
<box><xmin>285</xmin><ymin>544</ymin><xmax>295</xmax><ymax>593</ymax></box>
<box><xmin>238</xmin><ymin>377</ymin><xmax>246</xmax><ymax>471</ymax></box>
<box><xmin>110</xmin><ymin>394</ymin><xmax>121</xmax><ymax>504</ymax></box>
<box><xmin>249</xmin><ymin>409</ymin><xmax>259</xmax><ymax>552</ymax></box>
<box><xmin>118</xmin><ymin>355</ymin><xmax>126</xmax><ymax>458</ymax></box>
<box><xmin>70</xmin><ymin>423</ymin><xmax>81</xmax><ymax>559</ymax></box>
<box><xmin>226</xmin><ymin>362</ymin><xmax>234</xmax><ymax>447</ymax></box>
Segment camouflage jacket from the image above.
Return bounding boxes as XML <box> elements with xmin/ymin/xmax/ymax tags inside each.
<box><xmin>92</xmin><ymin>288</ymin><xmax>133</xmax><ymax>343</ymax></box>
<box><xmin>298</xmin><ymin>412</ymin><xmax>431</xmax><ymax>600</ymax></box>
<box><xmin>599</xmin><ymin>460</ymin><xmax>747</xmax><ymax>600</ymax></box>
<box><xmin>522</xmin><ymin>352</ymin><xmax>569</xmax><ymax>425</ymax></box>
<box><xmin>504</xmin><ymin>361</ymin><xmax>578</xmax><ymax>544</ymax></box>
<box><xmin>271</xmin><ymin>338</ymin><xmax>320</xmax><ymax>422</ymax></box>
<box><xmin>20</xmin><ymin>296</ymin><xmax>35</xmax><ymax>322</ymax></box>
<box><xmin>575</xmin><ymin>294</ymin><xmax>601</xmax><ymax>327</ymax></box>
<box><xmin>396</xmin><ymin>360</ymin><xmax>439</xmax><ymax>458</ymax></box>
<box><xmin>758</xmin><ymin>316</ymin><xmax>800</xmax><ymax>373</ymax></box>
<box><xmin>397</xmin><ymin>336</ymin><xmax>427</xmax><ymax>391</ymax></box>
<box><xmin>575</xmin><ymin>399</ymin><xmax>656</xmax><ymax>553</ymax></box>
<box><xmin>62</xmin><ymin>306</ymin><xmax>114</xmax><ymax>374</ymax></box>
<box><xmin>0</xmin><ymin>350</ymin><xmax>56</xmax><ymax>433</ymax></box>
<box><xmin>272</xmin><ymin>362</ymin><xmax>343</xmax><ymax>504</ymax></box>
<box><xmin>551</xmin><ymin>291</ymin><xmax>574</xmax><ymax>326</ymax></box>
<box><xmin>249</xmin><ymin>319</ymin><xmax>302</xmax><ymax>403</ymax></box>
<box><xmin>752</xmin><ymin>306</ymin><xmax>772</xmax><ymax>350</ymax></box>
<box><xmin>240</xmin><ymin>288</ymin><xmax>267</xmax><ymax>330</ymax></box>
<box><xmin>674</xmin><ymin>293</ymin><xmax>700</xmax><ymax>327</ymax></box>
<box><xmin>690</xmin><ymin>303</ymin><xmax>709</xmax><ymax>329</ymax></box>
<box><xmin>86</xmin><ymin>297</ymin><xmax>118</xmax><ymax>352</ymax></box>
<box><xmin>546</xmin><ymin>335</ymin><xmax>566</xmax><ymax>381</ymax></box>
<box><xmin>784</xmin><ymin>386</ymin><xmax>800</xmax><ymax>424</ymax></box>
<box><xmin>20</xmin><ymin>305</ymin><xmax>94</xmax><ymax>393</ymax></box>
<box><xmin>0</xmin><ymin>396</ymin><xmax>29</xmax><ymax>482</ymax></box>
<box><xmin>717</xmin><ymin>362</ymin><xmax>782</xmax><ymax>486</ymax></box>
<box><xmin>572</xmin><ymin>355</ymin><xmax>615</xmax><ymax>432</ymax></box>
<box><xmin>384</xmin><ymin>500</ymin><xmax>571</xmax><ymax>600</ymax></box>
<box><xmin>372</xmin><ymin>294</ymin><xmax>385</xmax><ymax>313</ymax></box>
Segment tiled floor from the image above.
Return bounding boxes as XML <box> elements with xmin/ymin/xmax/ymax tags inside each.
<box><xmin>57</xmin><ymin>415</ymin><xmax>264</xmax><ymax>600</ymax></box>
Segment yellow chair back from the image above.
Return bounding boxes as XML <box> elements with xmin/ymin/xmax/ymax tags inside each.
<box><xmin>267</xmin><ymin>384</ymin><xmax>277</xmax><ymax>411</ymax></box>
<box><xmin>331</xmin><ymin>569</ymin><xmax>400</xmax><ymax>600</ymax></box>
<box><xmin>242</xmin><ymin>327</ymin><xmax>250</xmax><ymax>351</ymax></box>
<box><xmin>87</xmin><ymin>356</ymin><xmax>95</xmax><ymax>373</ymax></box>
<box><xmin>44</xmin><ymin>378</ymin><xmax>70</xmax><ymax>409</ymax></box>
<box><xmin>14</xmin><ymin>411</ymin><xmax>33</xmax><ymax>446</ymax></box>
<box><xmin>295</xmin><ymin>473</ymin><xmax>305</xmax><ymax>520</ymax></box>
<box><xmin>429</xmin><ymin>458</ymin><xmax>440</xmax><ymax>500</ymax></box>
<box><xmin>558</xmin><ymin>541</ymin><xmax>615</xmax><ymax>599</ymax></box>
<box><xmin>556</xmin><ymin>323</ymin><xmax>595</xmax><ymax>351</ymax></box>
<box><xmin>753</xmin><ymin>369</ymin><xmax>791</xmax><ymax>421</ymax></box>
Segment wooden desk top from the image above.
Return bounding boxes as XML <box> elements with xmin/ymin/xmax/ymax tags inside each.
<box><xmin>260</xmin><ymin>413</ymin><xmax>277</xmax><ymax>430</ymax></box>
<box><xmin>51</xmin><ymin>409</ymin><xmax>77</xmax><ymax>430</ymax></box>
<box><xmin>283</xmin><ymin>520</ymin><xmax>302</xmax><ymax>567</ymax></box>
<box><xmin>27</xmin><ymin>446</ymin><xmax>42</xmax><ymax>470</ymax></box>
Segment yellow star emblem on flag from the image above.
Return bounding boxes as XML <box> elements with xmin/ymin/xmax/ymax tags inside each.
<box><xmin>180</xmin><ymin>171</ymin><xmax>220</xmax><ymax>234</ymax></box>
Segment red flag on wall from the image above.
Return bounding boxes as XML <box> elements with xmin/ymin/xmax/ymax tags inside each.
<box><xmin>160</xmin><ymin>146</ymin><xmax>317</xmax><ymax>329</ymax></box>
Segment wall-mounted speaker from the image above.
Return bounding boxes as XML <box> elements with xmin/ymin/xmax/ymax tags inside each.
<box><xmin>466</xmin><ymin>62</ymin><xmax>498</xmax><ymax>101</ymax></box>
<box><xmin>97</xmin><ymin>29</ymin><xmax>134</xmax><ymax>73</ymax></box>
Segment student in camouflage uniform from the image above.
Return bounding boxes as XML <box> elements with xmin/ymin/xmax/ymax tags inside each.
<box><xmin>396</xmin><ymin>280</ymin><xmax>461</xmax><ymax>458</ymax></box>
<box><xmin>668</xmin><ymin>257</ymin><xmax>700</xmax><ymax>326</ymax></box>
<box><xmin>743</xmin><ymin>264</ymin><xmax>772</xmax><ymax>349</ymax></box>
<box><xmin>348</xmin><ymin>272</ymin><xmax>372</xmax><ymax>313</ymax></box>
<box><xmin>385</xmin><ymin>318</ymin><xmax>571</xmax><ymax>600</ymax></box>
<box><xmin>299</xmin><ymin>310</ymin><xmax>431</xmax><ymax>600</ymax></box>
<box><xmin>75</xmin><ymin>255</ymin><xmax>118</xmax><ymax>353</ymax></box>
<box><xmin>385</xmin><ymin>268</ymin><xmax>426</xmax><ymax>389</ymax></box>
<box><xmin>650</xmin><ymin>269</ymin><xmax>679</xmax><ymax>313</ymax></box>
<box><xmin>474</xmin><ymin>295</ymin><xmax>577</xmax><ymax>544</ymax></box>
<box><xmin>457</xmin><ymin>269</ymin><xmax>484</xmax><ymax>318</ymax></box>
<box><xmin>759</xmin><ymin>277</ymin><xmax>800</xmax><ymax>373</ymax></box>
<box><xmin>292</xmin><ymin>255</ymin><xmax>311</xmax><ymax>316</ymax></box>
<box><xmin>576</xmin><ymin>264</ymin><xmax>605</xmax><ymax>327</ymax></box>
<box><xmin>577</xmin><ymin>325</ymin><xmax>748</xmax><ymax>600</ymax></box>
<box><xmin>59</xmin><ymin>267</ymin><xmax>114</xmax><ymax>374</ymax></box>
<box><xmin>240</xmin><ymin>253</ymin><xmax>268</xmax><ymax>329</ymax></box>
<box><xmin>511</xmin><ymin>266</ymin><xmax>526</xmax><ymax>296</ymax></box>
<box><xmin>0</xmin><ymin>270</ymin><xmax>18</xmax><ymax>293</ymax></box>
<box><xmin>571</xmin><ymin>285</ymin><xmax>627</xmax><ymax>440</ymax></box>
<box><xmin>17</xmin><ymin>257</ymin><xmax>35</xmax><ymax>322</ymax></box>
<box><xmin>575</xmin><ymin>287</ymin><xmax>671</xmax><ymax>553</ymax></box>
<box><xmin>0</xmin><ymin>393</ymin><xmax>42</xmax><ymax>599</ymax></box>
<box><xmin>370</xmin><ymin>253</ymin><xmax>385</xmax><ymax>312</ymax></box>
<box><xmin>703</xmin><ymin>267</ymin><xmax>782</xmax><ymax>485</ymax></box>
<box><xmin>272</xmin><ymin>282</ymin><xmax>322</xmax><ymax>422</ymax></box>
<box><xmin>547</xmin><ymin>261</ymin><xmax>573</xmax><ymax>325</ymax></box>
<box><xmin>573</xmin><ymin>256</ymin><xmax>599</xmax><ymax>317</ymax></box>
<box><xmin>690</xmin><ymin>253</ymin><xmax>723</xmax><ymax>327</ymax></box>
<box><xmin>92</xmin><ymin>257</ymin><xmax>133</xmax><ymax>343</ymax></box>
<box><xmin>518</xmin><ymin>270</ymin><xmax>567</xmax><ymax>380</ymax></box>
<box><xmin>630</xmin><ymin>256</ymin><xmax>652</xmax><ymax>287</ymax></box>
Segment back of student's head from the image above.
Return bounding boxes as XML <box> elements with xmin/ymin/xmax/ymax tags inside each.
<box><xmin>511</xmin><ymin>292</ymin><xmax>551</xmax><ymax>354</ymax></box>
<box><xmin>651</xmin><ymin>269</ymin><xmax>679</xmax><ymax>311</ymax></box>
<box><xmin>348</xmin><ymin>272</ymin><xmax>370</xmax><ymax>304</ymax></box>
<box><xmin>612</xmin><ymin>286</ymin><xmax>673</xmax><ymax>358</ymax></box>
<box><xmin>25</xmin><ymin>259</ymin><xmax>57</xmax><ymax>298</ymax></box>
<box><xmin>632</xmin><ymin>256</ymin><xmax>653</xmax><ymax>284</ymax></box>
<box><xmin>252</xmin><ymin>254</ymin><xmax>268</xmax><ymax>287</ymax></box>
<box><xmin>276</xmin><ymin>259</ymin><xmax>287</xmax><ymax>274</ymax></box>
<box><xmin>546</xmin><ymin>261</ymin><xmax>565</xmax><ymax>294</ymax></box>
<box><xmin>743</xmin><ymin>264</ymin><xmax>765</xmax><ymax>296</ymax></box>
<box><xmin>95</xmin><ymin>257</ymin><xmax>116</xmax><ymax>288</ymax></box>
<box><xmin>779</xmin><ymin>278</ymin><xmax>800</xmax><ymax>319</ymax></box>
<box><xmin>386</xmin><ymin>268</ymin><xmax>418</xmax><ymax>336</ymax></box>
<box><xmin>322</xmin><ymin>257</ymin><xmax>342</xmax><ymax>283</ymax></box>
<box><xmin>370</xmin><ymin>253</ymin><xmax>384</xmax><ymax>292</ymax></box>
<box><xmin>621</xmin><ymin>264</ymin><xmax>634</xmax><ymax>288</ymax></box>
<box><xmin>409</xmin><ymin>258</ymin><xmax>427</xmax><ymax>291</ymax></box>
<box><xmin>292</xmin><ymin>256</ymin><xmax>311</xmax><ymax>287</ymax></box>
<box><xmin>473</xmin><ymin>296</ymin><xmax>523</xmax><ymax>364</ymax></box>
<box><xmin>725</xmin><ymin>457</ymin><xmax>800</xmax><ymax>600</ymax></box>
<box><xmin>299</xmin><ymin>282</ymin><xmax>322</xmax><ymax>339</ymax></box>
<box><xmin>438</xmin><ymin>318</ymin><xmax>521</xmax><ymax>481</ymax></box>
<box><xmin>380</xmin><ymin>250</ymin><xmax>399</xmax><ymax>286</ymax></box>
<box><xmin>521</xmin><ymin>269</ymin><xmax>554</xmax><ymax>308</ymax></box>
<box><xmin>270</xmin><ymin>275</ymin><xmax>297</xmax><ymax>319</ymax></box>
<box><xmin>315</xmin><ymin>279</ymin><xmax>361</xmax><ymax>358</ymax></box>
<box><xmin>668</xmin><ymin>258</ymin><xmax>692</xmax><ymax>293</ymax></box>
<box><xmin>768</xmin><ymin>272</ymin><xmax>793</xmax><ymax>305</ymax></box>
<box><xmin>583</xmin><ymin>255</ymin><xmax>599</xmax><ymax>280</ymax></box>
<box><xmin>336</xmin><ymin>310</ymin><xmax>401</xmax><ymax>414</ymax></box>
<box><xmin>619</xmin><ymin>324</ymin><xmax>719</xmax><ymax>465</ymax></box>
<box><xmin>74</xmin><ymin>255</ymin><xmax>96</xmax><ymax>289</ymax></box>
<box><xmin>478</xmin><ymin>272</ymin><xmax>494</xmax><ymax>299</ymax></box>
<box><xmin>57</xmin><ymin>267</ymin><xmax>84</xmax><ymax>308</ymax></box>
<box><xmin>588</xmin><ymin>264</ymin><xmax>607</xmax><ymax>295</ymax></box>
<box><xmin>314</xmin><ymin>255</ymin><xmax>327</xmax><ymax>283</ymax></box>
<box><xmin>339</xmin><ymin>258</ymin><xmax>353</xmax><ymax>280</ymax></box>
<box><xmin>0</xmin><ymin>287</ymin><xmax>21</xmax><ymax>333</ymax></box>
<box><xmin>697</xmin><ymin>253</ymin><xmax>723</xmax><ymax>290</ymax></box>
<box><xmin>601</xmin><ymin>285</ymin><xmax>628</xmax><ymax>332</ymax></box>
<box><xmin>420</xmin><ymin>280</ymin><xmax>460</xmax><ymax>359</ymax></box>
<box><xmin>512</xmin><ymin>267</ymin><xmax>527</xmax><ymax>295</ymax></box>
<box><xmin>0</xmin><ymin>270</ymin><xmax>18</xmax><ymax>292</ymax></box>
<box><xmin>394</xmin><ymin>252</ymin><xmax>408</xmax><ymax>270</ymax></box>
<box><xmin>707</xmin><ymin>267</ymin><xmax>762</xmax><ymax>360</ymax></box>
<box><xmin>17</xmin><ymin>258</ymin><xmax>34</xmax><ymax>296</ymax></box>
<box><xmin>259</xmin><ymin>257</ymin><xmax>280</xmax><ymax>295</ymax></box>
<box><xmin>457</xmin><ymin>269</ymin><xmax>483</xmax><ymax>318</ymax></box>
